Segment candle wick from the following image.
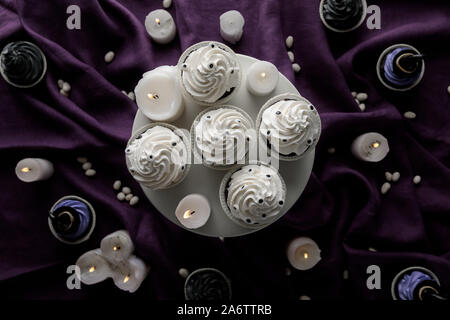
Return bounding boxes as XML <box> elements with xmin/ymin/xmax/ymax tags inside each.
<box><xmin>147</xmin><ymin>93</ymin><xmax>159</xmax><ymax>100</ymax></box>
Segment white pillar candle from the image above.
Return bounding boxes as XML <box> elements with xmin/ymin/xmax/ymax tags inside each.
<box><xmin>287</xmin><ymin>237</ymin><xmax>321</xmax><ymax>271</ymax></box>
<box><xmin>100</xmin><ymin>230</ymin><xmax>134</xmax><ymax>264</ymax></box>
<box><xmin>145</xmin><ymin>9</ymin><xmax>176</xmax><ymax>44</ymax></box>
<box><xmin>246</xmin><ymin>61</ymin><xmax>279</xmax><ymax>96</ymax></box>
<box><xmin>175</xmin><ymin>194</ymin><xmax>211</xmax><ymax>229</ymax></box>
<box><xmin>112</xmin><ymin>255</ymin><xmax>149</xmax><ymax>293</ymax></box>
<box><xmin>351</xmin><ymin>132</ymin><xmax>389</xmax><ymax>162</ymax></box>
<box><xmin>134</xmin><ymin>65</ymin><xmax>184</xmax><ymax>122</ymax></box>
<box><xmin>220</xmin><ymin>10</ymin><xmax>245</xmax><ymax>44</ymax></box>
<box><xmin>76</xmin><ymin>249</ymin><xmax>112</xmax><ymax>285</ymax></box>
<box><xmin>15</xmin><ymin>158</ymin><xmax>54</xmax><ymax>182</ymax></box>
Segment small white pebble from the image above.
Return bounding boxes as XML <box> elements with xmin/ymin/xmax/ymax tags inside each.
<box><xmin>117</xmin><ymin>192</ymin><xmax>126</xmax><ymax>201</ymax></box>
<box><xmin>447</xmin><ymin>85</ymin><xmax>450</xmax><ymax>94</ymax></box>
<box><xmin>130</xmin><ymin>196</ymin><xmax>139</xmax><ymax>206</ymax></box>
<box><xmin>381</xmin><ymin>182</ymin><xmax>391</xmax><ymax>194</ymax></box>
<box><xmin>292</xmin><ymin>63</ymin><xmax>301</xmax><ymax>73</ymax></box>
<box><xmin>85</xmin><ymin>169</ymin><xmax>96</xmax><ymax>177</ymax></box>
<box><xmin>358</xmin><ymin>103</ymin><xmax>366</xmax><ymax>112</ymax></box>
<box><xmin>113</xmin><ymin>180</ymin><xmax>122</xmax><ymax>190</ymax></box>
<box><xmin>392</xmin><ymin>172</ymin><xmax>400</xmax><ymax>182</ymax></box>
<box><xmin>162</xmin><ymin>0</ymin><xmax>172</xmax><ymax>9</ymax></box>
<box><xmin>57</xmin><ymin>79</ymin><xmax>64</xmax><ymax>89</ymax></box>
<box><xmin>285</xmin><ymin>36</ymin><xmax>294</xmax><ymax>48</ymax></box>
<box><xmin>368</xmin><ymin>247</ymin><xmax>377</xmax><ymax>252</ymax></box>
<box><xmin>77</xmin><ymin>157</ymin><xmax>88</xmax><ymax>163</ymax></box>
<box><xmin>62</xmin><ymin>82</ymin><xmax>71</xmax><ymax>92</ymax></box>
<box><xmin>121</xmin><ymin>90</ymin><xmax>127</xmax><ymax>95</ymax></box>
<box><xmin>287</xmin><ymin>51</ymin><xmax>294</xmax><ymax>62</ymax></box>
<box><xmin>285</xmin><ymin>267</ymin><xmax>292</xmax><ymax>276</ymax></box>
<box><xmin>104</xmin><ymin>51</ymin><xmax>115</xmax><ymax>63</ymax></box>
<box><xmin>128</xmin><ymin>92</ymin><xmax>135</xmax><ymax>101</ymax></box>
<box><xmin>178</xmin><ymin>268</ymin><xmax>189</xmax><ymax>278</ymax></box>
<box><xmin>343</xmin><ymin>270</ymin><xmax>349</xmax><ymax>280</ymax></box>
<box><xmin>327</xmin><ymin>147</ymin><xmax>336</xmax><ymax>154</ymax></box>
<box><xmin>59</xmin><ymin>88</ymin><xmax>68</xmax><ymax>97</ymax></box>
<box><xmin>82</xmin><ymin>162</ymin><xmax>92</xmax><ymax>170</ymax></box>
<box><xmin>351</xmin><ymin>91</ymin><xmax>357</xmax><ymax>97</ymax></box>
<box><xmin>356</xmin><ymin>93</ymin><xmax>368</xmax><ymax>102</ymax></box>
<box><xmin>355</xmin><ymin>98</ymin><xmax>360</xmax><ymax>104</ymax></box>
<box><xmin>219</xmin><ymin>236</ymin><xmax>225</xmax><ymax>242</ymax></box>
<box><xmin>125</xmin><ymin>194</ymin><xmax>133</xmax><ymax>201</ymax></box>
<box><xmin>299</xmin><ymin>295</ymin><xmax>311</xmax><ymax>300</ymax></box>
<box><xmin>385</xmin><ymin>172</ymin><xmax>392</xmax><ymax>181</ymax></box>
<box><xmin>413</xmin><ymin>175</ymin><xmax>421</xmax><ymax>185</ymax></box>
<box><xmin>404</xmin><ymin>111</ymin><xmax>416</xmax><ymax>119</ymax></box>
<box><xmin>122</xmin><ymin>187</ymin><xmax>131</xmax><ymax>195</ymax></box>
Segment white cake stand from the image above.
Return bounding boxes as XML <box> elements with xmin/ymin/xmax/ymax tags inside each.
<box><xmin>131</xmin><ymin>54</ymin><xmax>315</xmax><ymax>237</ymax></box>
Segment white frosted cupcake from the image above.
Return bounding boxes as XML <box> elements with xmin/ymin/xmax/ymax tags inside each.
<box><xmin>125</xmin><ymin>123</ymin><xmax>190</xmax><ymax>190</ymax></box>
<box><xmin>219</xmin><ymin>163</ymin><xmax>286</xmax><ymax>228</ymax></box>
<box><xmin>256</xmin><ymin>93</ymin><xmax>321</xmax><ymax>161</ymax></box>
<box><xmin>191</xmin><ymin>105</ymin><xmax>254</xmax><ymax>170</ymax></box>
<box><xmin>177</xmin><ymin>41</ymin><xmax>241</xmax><ymax>106</ymax></box>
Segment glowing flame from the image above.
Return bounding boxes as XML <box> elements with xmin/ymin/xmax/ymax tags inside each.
<box><xmin>183</xmin><ymin>210</ymin><xmax>195</xmax><ymax>219</ymax></box>
<box><xmin>371</xmin><ymin>141</ymin><xmax>380</xmax><ymax>149</ymax></box>
<box><xmin>123</xmin><ymin>275</ymin><xmax>130</xmax><ymax>283</ymax></box>
<box><xmin>21</xmin><ymin>167</ymin><xmax>31</xmax><ymax>173</ymax></box>
<box><xmin>113</xmin><ymin>246</ymin><xmax>120</xmax><ymax>251</ymax></box>
<box><xmin>89</xmin><ymin>266</ymin><xmax>96</xmax><ymax>273</ymax></box>
<box><xmin>155</xmin><ymin>18</ymin><xmax>160</xmax><ymax>24</ymax></box>
<box><xmin>147</xmin><ymin>93</ymin><xmax>159</xmax><ymax>100</ymax></box>
<box><xmin>303</xmin><ymin>252</ymin><xmax>308</xmax><ymax>259</ymax></box>
<box><xmin>260</xmin><ymin>72</ymin><xmax>266</xmax><ymax>78</ymax></box>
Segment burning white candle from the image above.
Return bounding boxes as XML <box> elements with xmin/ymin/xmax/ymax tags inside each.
<box><xmin>100</xmin><ymin>230</ymin><xmax>134</xmax><ymax>264</ymax></box>
<box><xmin>220</xmin><ymin>10</ymin><xmax>245</xmax><ymax>44</ymax></box>
<box><xmin>15</xmin><ymin>158</ymin><xmax>54</xmax><ymax>182</ymax></box>
<box><xmin>351</xmin><ymin>132</ymin><xmax>389</xmax><ymax>162</ymax></box>
<box><xmin>112</xmin><ymin>255</ymin><xmax>149</xmax><ymax>293</ymax></box>
<box><xmin>246</xmin><ymin>61</ymin><xmax>279</xmax><ymax>96</ymax></box>
<box><xmin>287</xmin><ymin>237</ymin><xmax>321</xmax><ymax>271</ymax></box>
<box><xmin>134</xmin><ymin>66</ymin><xmax>184</xmax><ymax>122</ymax></box>
<box><xmin>76</xmin><ymin>249</ymin><xmax>112</xmax><ymax>285</ymax></box>
<box><xmin>145</xmin><ymin>9</ymin><xmax>176</xmax><ymax>44</ymax></box>
<box><xmin>175</xmin><ymin>194</ymin><xmax>211</xmax><ymax>229</ymax></box>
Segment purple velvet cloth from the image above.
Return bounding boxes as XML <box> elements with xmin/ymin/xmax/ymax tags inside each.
<box><xmin>0</xmin><ymin>0</ymin><xmax>449</xmax><ymax>300</ymax></box>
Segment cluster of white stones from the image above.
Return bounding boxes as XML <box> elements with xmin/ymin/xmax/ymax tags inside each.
<box><xmin>113</xmin><ymin>180</ymin><xmax>139</xmax><ymax>206</ymax></box>
<box><xmin>285</xmin><ymin>36</ymin><xmax>300</xmax><ymax>74</ymax></box>
<box><xmin>58</xmin><ymin>79</ymin><xmax>71</xmax><ymax>97</ymax></box>
<box><xmin>351</xmin><ymin>91</ymin><xmax>368</xmax><ymax>111</ymax></box>
<box><xmin>77</xmin><ymin>157</ymin><xmax>96</xmax><ymax>177</ymax></box>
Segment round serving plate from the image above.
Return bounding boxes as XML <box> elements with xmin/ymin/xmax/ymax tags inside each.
<box><xmin>131</xmin><ymin>54</ymin><xmax>315</xmax><ymax>237</ymax></box>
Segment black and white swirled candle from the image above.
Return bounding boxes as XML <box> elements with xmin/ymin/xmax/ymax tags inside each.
<box><xmin>184</xmin><ymin>268</ymin><xmax>232</xmax><ymax>301</ymax></box>
<box><xmin>0</xmin><ymin>41</ymin><xmax>47</xmax><ymax>88</ymax></box>
<box><xmin>319</xmin><ymin>0</ymin><xmax>367</xmax><ymax>32</ymax></box>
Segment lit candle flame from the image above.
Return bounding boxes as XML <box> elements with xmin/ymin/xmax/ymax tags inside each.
<box><xmin>183</xmin><ymin>210</ymin><xmax>195</xmax><ymax>219</ymax></box>
<box><xmin>123</xmin><ymin>275</ymin><xmax>130</xmax><ymax>283</ymax></box>
<box><xmin>89</xmin><ymin>266</ymin><xmax>96</xmax><ymax>273</ymax></box>
<box><xmin>260</xmin><ymin>72</ymin><xmax>266</xmax><ymax>79</ymax></box>
<box><xmin>21</xmin><ymin>167</ymin><xmax>31</xmax><ymax>173</ymax></box>
<box><xmin>303</xmin><ymin>252</ymin><xmax>308</xmax><ymax>259</ymax></box>
<box><xmin>371</xmin><ymin>141</ymin><xmax>380</xmax><ymax>149</ymax></box>
<box><xmin>155</xmin><ymin>18</ymin><xmax>160</xmax><ymax>25</ymax></box>
<box><xmin>113</xmin><ymin>246</ymin><xmax>120</xmax><ymax>251</ymax></box>
<box><xmin>147</xmin><ymin>93</ymin><xmax>159</xmax><ymax>100</ymax></box>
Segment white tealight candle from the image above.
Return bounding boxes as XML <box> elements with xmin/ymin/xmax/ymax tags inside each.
<box><xmin>112</xmin><ymin>255</ymin><xmax>149</xmax><ymax>293</ymax></box>
<box><xmin>76</xmin><ymin>249</ymin><xmax>112</xmax><ymax>285</ymax></box>
<box><xmin>145</xmin><ymin>9</ymin><xmax>176</xmax><ymax>44</ymax></box>
<box><xmin>246</xmin><ymin>61</ymin><xmax>279</xmax><ymax>96</ymax></box>
<box><xmin>101</xmin><ymin>230</ymin><xmax>134</xmax><ymax>264</ymax></box>
<box><xmin>134</xmin><ymin>65</ymin><xmax>184</xmax><ymax>122</ymax></box>
<box><xmin>219</xmin><ymin>10</ymin><xmax>245</xmax><ymax>44</ymax></box>
<box><xmin>15</xmin><ymin>158</ymin><xmax>54</xmax><ymax>182</ymax></box>
<box><xmin>351</xmin><ymin>132</ymin><xmax>389</xmax><ymax>162</ymax></box>
<box><xmin>286</xmin><ymin>237</ymin><xmax>321</xmax><ymax>271</ymax></box>
<box><xmin>175</xmin><ymin>194</ymin><xmax>211</xmax><ymax>229</ymax></box>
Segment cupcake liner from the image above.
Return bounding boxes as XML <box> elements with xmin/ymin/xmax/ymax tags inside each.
<box><xmin>319</xmin><ymin>0</ymin><xmax>367</xmax><ymax>33</ymax></box>
<box><xmin>0</xmin><ymin>41</ymin><xmax>47</xmax><ymax>88</ymax></box>
<box><xmin>376</xmin><ymin>44</ymin><xmax>425</xmax><ymax>92</ymax></box>
<box><xmin>256</xmin><ymin>93</ymin><xmax>321</xmax><ymax>162</ymax></box>
<box><xmin>177</xmin><ymin>41</ymin><xmax>242</xmax><ymax>106</ymax></box>
<box><xmin>219</xmin><ymin>161</ymin><xmax>287</xmax><ymax>229</ymax></box>
<box><xmin>191</xmin><ymin>105</ymin><xmax>254</xmax><ymax>171</ymax></box>
<box><xmin>184</xmin><ymin>268</ymin><xmax>232</xmax><ymax>300</ymax></box>
<box><xmin>126</xmin><ymin>122</ymin><xmax>192</xmax><ymax>189</ymax></box>
<box><xmin>391</xmin><ymin>266</ymin><xmax>441</xmax><ymax>300</ymax></box>
<box><xmin>48</xmin><ymin>195</ymin><xmax>96</xmax><ymax>245</ymax></box>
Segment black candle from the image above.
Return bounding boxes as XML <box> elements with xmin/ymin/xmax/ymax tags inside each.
<box><xmin>184</xmin><ymin>268</ymin><xmax>231</xmax><ymax>301</ymax></box>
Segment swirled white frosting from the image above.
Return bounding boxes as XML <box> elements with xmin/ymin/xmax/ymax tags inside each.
<box><xmin>181</xmin><ymin>43</ymin><xmax>240</xmax><ymax>103</ymax></box>
<box><xmin>226</xmin><ymin>164</ymin><xmax>286</xmax><ymax>225</ymax></box>
<box><xmin>195</xmin><ymin>107</ymin><xmax>253</xmax><ymax>166</ymax></box>
<box><xmin>260</xmin><ymin>99</ymin><xmax>321</xmax><ymax>157</ymax></box>
<box><xmin>126</xmin><ymin>126</ymin><xmax>188</xmax><ymax>190</ymax></box>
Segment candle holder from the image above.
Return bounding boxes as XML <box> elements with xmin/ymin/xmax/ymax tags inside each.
<box><xmin>48</xmin><ymin>195</ymin><xmax>96</xmax><ymax>245</ymax></box>
<box><xmin>184</xmin><ymin>268</ymin><xmax>232</xmax><ymax>301</ymax></box>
